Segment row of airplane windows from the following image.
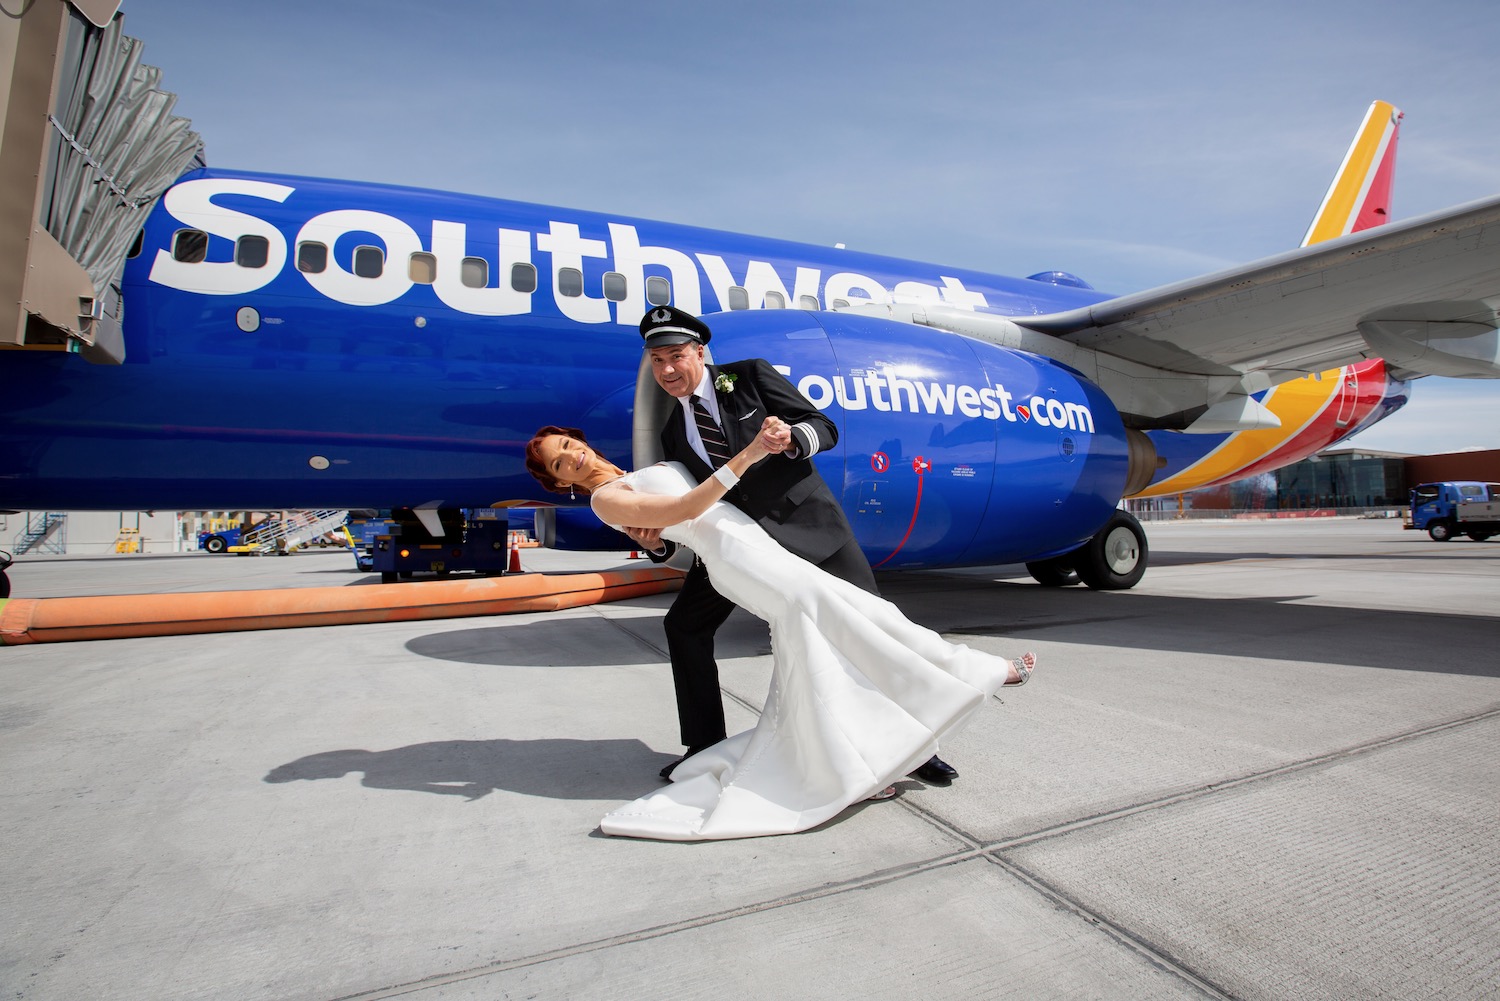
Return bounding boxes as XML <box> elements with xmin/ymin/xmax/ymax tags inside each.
<box><xmin>151</xmin><ymin>228</ymin><xmax>827</xmax><ymax>311</ymax></box>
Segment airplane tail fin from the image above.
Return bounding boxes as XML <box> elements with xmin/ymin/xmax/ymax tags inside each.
<box><xmin>1301</xmin><ymin>100</ymin><xmax>1403</xmax><ymax>247</ymax></box>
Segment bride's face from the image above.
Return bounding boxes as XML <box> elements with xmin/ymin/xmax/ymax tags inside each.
<box><xmin>537</xmin><ymin>434</ymin><xmax>595</xmax><ymax>487</ymax></box>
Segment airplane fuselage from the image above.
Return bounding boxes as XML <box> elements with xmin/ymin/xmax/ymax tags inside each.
<box><xmin>0</xmin><ymin>168</ymin><xmax>1409</xmax><ymax>569</ymax></box>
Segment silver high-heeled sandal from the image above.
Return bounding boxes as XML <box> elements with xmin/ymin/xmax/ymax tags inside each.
<box><xmin>1005</xmin><ymin>652</ymin><xmax>1037</xmax><ymax>686</ymax></box>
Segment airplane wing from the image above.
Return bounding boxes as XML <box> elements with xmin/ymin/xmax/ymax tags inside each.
<box><xmin>1018</xmin><ymin>193</ymin><xmax>1500</xmax><ymax>387</ymax></box>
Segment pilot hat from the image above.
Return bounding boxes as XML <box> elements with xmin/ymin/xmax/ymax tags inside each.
<box><xmin>639</xmin><ymin>305</ymin><xmax>712</xmax><ymax>348</ymax></box>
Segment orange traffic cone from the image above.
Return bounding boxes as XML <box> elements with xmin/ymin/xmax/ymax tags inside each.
<box><xmin>507</xmin><ymin>541</ymin><xmax>522</xmax><ymax>573</ymax></box>
<box><xmin>628</xmin><ymin>549</ymin><xmax>642</xmax><ymax>559</ymax></box>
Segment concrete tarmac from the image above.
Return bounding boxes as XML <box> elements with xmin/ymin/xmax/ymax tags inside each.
<box><xmin>2</xmin><ymin>519</ymin><xmax>1496</xmax><ymax>1000</ymax></box>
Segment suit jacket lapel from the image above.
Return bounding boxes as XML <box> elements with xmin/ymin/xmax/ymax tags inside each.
<box><xmin>712</xmin><ymin>366</ymin><xmax>757</xmax><ymax>452</ymax></box>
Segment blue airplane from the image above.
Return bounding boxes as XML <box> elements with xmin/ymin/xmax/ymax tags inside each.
<box><xmin>3</xmin><ymin>96</ymin><xmax>1497</xmax><ymax>599</ymax></box>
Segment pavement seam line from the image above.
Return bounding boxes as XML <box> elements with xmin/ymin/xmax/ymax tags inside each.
<box><xmin>324</xmin><ymin>850</ymin><xmax>990</xmax><ymax>1001</ymax></box>
<box><xmin>981</xmin><ymin>702</ymin><xmax>1500</xmax><ymax>853</ymax></box>
<box><xmin>323</xmin><ymin>705</ymin><xmax>1497</xmax><ymax>1000</ymax></box>
<box><xmin>983</xmin><ymin>853</ymin><xmax>1237</xmax><ymax>1001</ymax></box>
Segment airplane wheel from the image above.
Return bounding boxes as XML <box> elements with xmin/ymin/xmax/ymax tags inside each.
<box><xmin>380</xmin><ymin>571</ymin><xmax>397</xmax><ymax>584</ymax></box>
<box><xmin>1026</xmin><ymin>555</ymin><xmax>1080</xmax><ymax>587</ymax></box>
<box><xmin>0</xmin><ymin>569</ymin><xmax>10</xmax><ymax>599</ymax></box>
<box><xmin>1075</xmin><ymin>510</ymin><xmax>1148</xmax><ymax>590</ymax></box>
<box><xmin>1427</xmin><ymin>521</ymin><xmax>1454</xmax><ymax>542</ymax></box>
<box><xmin>204</xmin><ymin>535</ymin><xmax>227</xmax><ymax>553</ymax></box>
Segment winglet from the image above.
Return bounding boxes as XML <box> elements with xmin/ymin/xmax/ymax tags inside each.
<box><xmin>1301</xmin><ymin>100</ymin><xmax>1403</xmax><ymax>247</ymax></box>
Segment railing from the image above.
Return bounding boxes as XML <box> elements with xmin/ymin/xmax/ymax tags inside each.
<box><xmin>239</xmin><ymin>510</ymin><xmax>349</xmax><ymax>554</ymax></box>
<box><xmin>12</xmin><ymin>512</ymin><xmax>67</xmax><ymax>555</ymax></box>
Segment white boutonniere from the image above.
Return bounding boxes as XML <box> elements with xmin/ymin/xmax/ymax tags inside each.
<box><xmin>714</xmin><ymin>372</ymin><xmax>738</xmax><ymax>394</ymax></box>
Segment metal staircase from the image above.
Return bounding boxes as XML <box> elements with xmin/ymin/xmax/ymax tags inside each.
<box><xmin>12</xmin><ymin>512</ymin><xmax>67</xmax><ymax>555</ymax></box>
<box><xmin>237</xmin><ymin>510</ymin><xmax>348</xmax><ymax>555</ymax></box>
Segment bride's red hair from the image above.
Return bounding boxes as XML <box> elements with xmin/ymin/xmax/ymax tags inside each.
<box><xmin>524</xmin><ymin>425</ymin><xmax>589</xmax><ymax>493</ymax></box>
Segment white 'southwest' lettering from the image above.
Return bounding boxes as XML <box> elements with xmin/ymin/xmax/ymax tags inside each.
<box><xmin>430</xmin><ymin>221</ymin><xmax>532</xmax><ymax>316</ymax></box>
<box><xmin>148</xmin><ymin>178</ymin><xmax>293</xmax><ymax>295</ymax></box>
<box><xmin>297</xmin><ymin>209</ymin><xmax>422</xmax><ymax>307</ymax></box>
<box><xmin>146</xmin><ymin>178</ymin><xmax>995</xmax><ymax>320</ymax></box>
<box><xmin>792</xmin><ymin>367</ymin><xmax>1091</xmax><ymax>431</ymax></box>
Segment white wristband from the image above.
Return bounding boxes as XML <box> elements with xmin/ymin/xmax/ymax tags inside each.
<box><xmin>712</xmin><ymin>465</ymin><xmax>740</xmax><ymax>489</ymax></box>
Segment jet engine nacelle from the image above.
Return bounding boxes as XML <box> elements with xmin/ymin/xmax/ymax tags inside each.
<box><xmin>634</xmin><ymin>309</ymin><xmax>1146</xmax><ymax>569</ymax></box>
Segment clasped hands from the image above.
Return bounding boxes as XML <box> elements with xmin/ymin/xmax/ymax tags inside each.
<box><xmin>623</xmin><ymin>416</ymin><xmax>789</xmax><ymax>552</ymax></box>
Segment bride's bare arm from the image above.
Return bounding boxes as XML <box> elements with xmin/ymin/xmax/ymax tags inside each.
<box><xmin>593</xmin><ymin>418</ymin><xmax>781</xmax><ymax>529</ymax></box>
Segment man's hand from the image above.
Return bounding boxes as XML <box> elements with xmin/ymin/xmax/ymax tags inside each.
<box><xmin>623</xmin><ymin>525</ymin><xmax>665</xmax><ymax>552</ymax></box>
<box><xmin>759</xmin><ymin>416</ymin><xmax>792</xmax><ymax>454</ymax></box>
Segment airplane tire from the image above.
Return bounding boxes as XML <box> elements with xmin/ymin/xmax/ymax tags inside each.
<box><xmin>0</xmin><ymin>569</ymin><xmax>10</xmax><ymax>599</ymax></box>
<box><xmin>1075</xmin><ymin>510</ymin><xmax>1148</xmax><ymax>590</ymax></box>
<box><xmin>204</xmin><ymin>535</ymin><xmax>228</xmax><ymax>554</ymax></box>
<box><xmin>1026</xmin><ymin>555</ymin><xmax>1080</xmax><ymax>587</ymax></box>
<box><xmin>1428</xmin><ymin>521</ymin><xmax>1454</xmax><ymax>542</ymax></box>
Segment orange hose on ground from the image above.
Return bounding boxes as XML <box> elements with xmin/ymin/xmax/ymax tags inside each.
<box><xmin>0</xmin><ymin>566</ymin><xmax>684</xmax><ymax>645</ymax></box>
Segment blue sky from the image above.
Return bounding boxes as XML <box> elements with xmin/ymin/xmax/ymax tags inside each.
<box><xmin>118</xmin><ymin>0</ymin><xmax>1500</xmax><ymax>454</ymax></box>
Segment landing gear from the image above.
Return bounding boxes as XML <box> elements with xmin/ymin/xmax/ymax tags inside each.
<box><xmin>0</xmin><ymin>549</ymin><xmax>11</xmax><ymax>599</ymax></box>
<box><xmin>1027</xmin><ymin>510</ymin><xmax>1149</xmax><ymax>591</ymax></box>
<box><xmin>1074</xmin><ymin>510</ymin><xmax>1148</xmax><ymax>590</ymax></box>
<box><xmin>1025</xmin><ymin>554</ymin><xmax>1081</xmax><ymax>587</ymax></box>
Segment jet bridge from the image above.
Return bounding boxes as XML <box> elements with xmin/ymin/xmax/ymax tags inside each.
<box><xmin>0</xmin><ymin>0</ymin><xmax>201</xmax><ymax>364</ymax></box>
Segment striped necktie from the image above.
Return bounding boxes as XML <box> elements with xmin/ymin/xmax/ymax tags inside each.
<box><xmin>691</xmin><ymin>394</ymin><xmax>732</xmax><ymax>468</ymax></box>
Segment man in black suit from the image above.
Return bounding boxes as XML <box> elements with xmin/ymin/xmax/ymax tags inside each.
<box><xmin>625</xmin><ymin>306</ymin><xmax>958</xmax><ymax>787</ymax></box>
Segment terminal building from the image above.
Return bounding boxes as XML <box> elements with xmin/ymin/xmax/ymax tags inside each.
<box><xmin>1128</xmin><ymin>447</ymin><xmax>1500</xmax><ymax>519</ymax></box>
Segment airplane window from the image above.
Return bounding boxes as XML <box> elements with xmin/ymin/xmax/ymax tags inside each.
<box><xmin>799</xmin><ymin>295</ymin><xmax>819</xmax><ymax>310</ymax></box>
<box><xmin>172</xmin><ymin>229</ymin><xmax>207</xmax><ymax>264</ymax></box>
<box><xmin>297</xmin><ymin>242</ymin><xmax>328</xmax><ymax>273</ymax></box>
<box><xmin>461</xmin><ymin>257</ymin><xmax>488</xmax><ymax>289</ymax></box>
<box><xmin>409</xmin><ymin>252</ymin><xmax>436</xmax><ymax>284</ymax></box>
<box><xmin>235</xmin><ymin>235</ymin><xmax>269</xmax><ymax>268</ymax></box>
<box><xmin>353</xmin><ymin>245</ymin><xmax>384</xmax><ymax>279</ymax></box>
<box><xmin>765</xmin><ymin>291</ymin><xmax>786</xmax><ymax>309</ymax></box>
<box><xmin>830</xmin><ymin>298</ymin><xmax>849</xmax><ymax>309</ymax></box>
<box><xmin>646</xmin><ymin>276</ymin><xmax>671</xmax><ymax>306</ymax></box>
<box><xmin>727</xmin><ymin>286</ymin><xmax>749</xmax><ymax>310</ymax></box>
<box><xmin>602</xmin><ymin>272</ymin><xmax>627</xmax><ymax>302</ymax></box>
<box><xmin>510</xmin><ymin>263</ymin><xmax>537</xmax><ymax>293</ymax></box>
<box><xmin>127</xmin><ymin>230</ymin><xmax>144</xmax><ymax>259</ymax></box>
<box><xmin>557</xmin><ymin>267</ymin><xmax>583</xmax><ymax>297</ymax></box>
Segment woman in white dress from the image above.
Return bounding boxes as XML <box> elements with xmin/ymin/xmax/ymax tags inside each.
<box><xmin>526</xmin><ymin>420</ymin><xmax>1036</xmax><ymax>841</ymax></box>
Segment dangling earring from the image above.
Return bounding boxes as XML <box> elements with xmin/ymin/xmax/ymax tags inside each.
<box><xmin>570</xmin><ymin>485</ymin><xmax>576</xmax><ymax>500</ymax></box>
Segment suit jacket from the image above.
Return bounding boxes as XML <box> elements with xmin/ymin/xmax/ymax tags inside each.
<box><xmin>661</xmin><ymin>358</ymin><xmax>857</xmax><ymax>566</ymax></box>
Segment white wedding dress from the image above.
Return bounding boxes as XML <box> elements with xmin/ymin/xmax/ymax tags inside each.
<box><xmin>596</xmin><ymin>462</ymin><xmax>1014</xmax><ymax>841</ymax></box>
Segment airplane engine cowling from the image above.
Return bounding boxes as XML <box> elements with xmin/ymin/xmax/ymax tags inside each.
<box><xmin>640</xmin><ymin>309</ymin><xmax>1138</xmax><ymax>569</ymax></box>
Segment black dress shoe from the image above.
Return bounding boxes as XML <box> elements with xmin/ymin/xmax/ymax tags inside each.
<box><xmin>909</xmin><ymin>755</ymin><xmax>958</xmax><ymax>785</ymax></box>
<box><xmin>659</xmin><ymin>744</ymin><xmax>712</xmax><ymax>780</ymax></box>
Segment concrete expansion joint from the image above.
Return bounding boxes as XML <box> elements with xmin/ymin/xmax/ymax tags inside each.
<box><xmin>987</xmin><ymin>852</ymin><xmax>1238</xmax><ymax>1001</ymax></box>
<box><xmin>981</xmin><ymin>701</ymin><xmax>1500</xmax><ymax>855</ymax></box>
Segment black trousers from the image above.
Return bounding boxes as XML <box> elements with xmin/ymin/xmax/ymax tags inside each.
<box><xmin>664</xmin><ymin>535</ymin><xmax>877</xmax><ymax>749</ymax></box>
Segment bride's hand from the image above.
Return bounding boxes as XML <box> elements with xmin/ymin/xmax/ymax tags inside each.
<box><xmin>756</xmin><ymin>416</ymin><xmax>791</xmax><ymax>456</ymax></box>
